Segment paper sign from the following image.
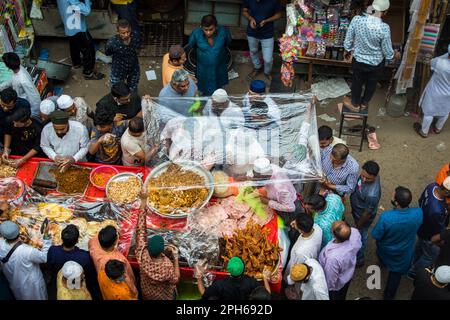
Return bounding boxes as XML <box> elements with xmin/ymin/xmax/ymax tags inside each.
<box><xmin>145</xmin><ymin>70</ymin><xmax>157</xmax><ymax>81</ymax></box>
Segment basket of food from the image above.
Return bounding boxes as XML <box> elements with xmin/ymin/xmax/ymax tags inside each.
<box><xmin>144</xmin><ymin>161</ymin><xmax>214</xmax><ymax>219</ymax></box>
<box><xmin>90</xmin><ymin>166</ymin><xmax>120</xmax><ymax>191</ymax></box>
<box><xmin>0</xmin><ymin>177</ymin><xmax>27</xmax><ymax>205</ymax></box>
<box><xmin>106</xmin><ymin>173</ymin><xmax>143</xmax><ymax>205</ymax></box>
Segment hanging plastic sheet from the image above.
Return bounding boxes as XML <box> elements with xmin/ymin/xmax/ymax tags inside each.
<box><xmin>141</xmin><ymin>92</ymin><xmax>323</xmax><ymax>217</ymax></box>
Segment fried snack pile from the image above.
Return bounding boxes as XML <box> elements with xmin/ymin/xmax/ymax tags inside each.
<box><xmin>92</xmin><ymin>171</ymin><xmax>115</xmax><ymax>188</ymax></box>
<box><xmin>147</xmin><ymin>164</ymin><xmax>209</xmax><ymax>214</ymax></box>
<box><xmin>0</xmin><ymin>178</ymin><xmax>22</xmax><ymax>201</ymax></box>
<box><xmin>50</xmin><ymin>166</ymin><xmax>91</xmax><ymax>194</ymax></box>
<box><xmin>37</xmin><ymin>203</ymin><xmax>73</xmax><ymax>222</ymax></box>
<box><xmin>0</xmin><ymin>163</ymin><xmax>17</xmax><ymax>178</ymax></box>
<box><xmin>108</xmin><ymin>176</ymin><xmax>141</xmax><ymax>204</ymax></box>
<box><xmin>222</xmin><ymin>220</ymin><xmax>282</xmax><ymax>279</ymax></box>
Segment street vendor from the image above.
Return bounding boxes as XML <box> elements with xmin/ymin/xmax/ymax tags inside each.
<box><xmin>243</xmin><ymin>80</ymin><xmax>280</xmax><ymax>125</ymax></box>
<box><xmin>57</xmin><ymin>95</ymin><xmax>94</xmax><ymax>135</ymax></box>
<box><xmin>40</xmin><ymin>110</ymin><xmax>90</xmax><ymax>172</ymax></box>
<box><xmin>195</xmin><ymin>256</ymin><xmax>271</xmax><ymax>300</ymax></box>
<box><xmin>202</xmin><ymin>89</ymin><xmax>245</xmax><ymax>128</ymax></box>
<box><xmin>252</xmin><ymin>157</ymin><xmax>301</xmax><ymax>235</ymax></box>
<box><xmin>2</xmin><ymin>107</ymin><xmax>45</xmax><ymax>168</ymax></box>
<box><xmin>39</xmin><ymin>99</ymin><xmax>57</xmax><ymax>126</ymax></box>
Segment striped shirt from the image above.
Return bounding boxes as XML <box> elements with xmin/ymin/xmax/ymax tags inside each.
<box><xmin>321</xmin><ymin>146</ymin><xmax>360</xmax><ymax>195</ymax></box>
<box><xmin>344</xmin><ymin>14</ymin><xmax>395</xmax><ymax>66</ymax></box>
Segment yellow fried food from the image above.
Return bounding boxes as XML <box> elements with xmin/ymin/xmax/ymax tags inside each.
<box><xmin>147</xmin><ymin>164</ymin><xmax>209</xmax><ymax>215</ymax></box>
<box><xmin>86</xmin><ymin>221</ymin><xmax>102</xmax><ymax>237</ymax></box>
<box><xmin>38</xmin><ymin>203</ymin><xmax>73</xmax><ymax>221</ymax></box>
<box><xmin>108</xmin><ymin>176</ymin><xmax>141</xmax><ymax>204</ymax></box>
<box><xmin>0</xmin><ymin>163</ymin><xmax>17</xmax><ymax>178</ymax></box>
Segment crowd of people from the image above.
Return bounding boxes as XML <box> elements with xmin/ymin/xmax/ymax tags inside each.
<box><xmin>0</xmin><ymin>0</ymin><xmax>449</xmax><ymax>301</ymax></box>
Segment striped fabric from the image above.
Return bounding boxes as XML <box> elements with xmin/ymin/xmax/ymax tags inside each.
<box><xmin>321</xmin><ymin>146</ymin><xmax>360</xmax><ymax>195</ymax></box>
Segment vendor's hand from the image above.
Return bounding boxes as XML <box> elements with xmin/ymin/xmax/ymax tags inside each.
<box><xmin>249</xmin><ymin>17</ymin><xmax>257</xmax><ymax>29</ymax></box>
<box><xmin>139</xmin><ymin>191</ymin><xmax>147</xmax><ymax>203</ymax></box>
<box><xmin>1</xmin><ymin>149</ymin><xmax>9</xmax><ymax>161</ymax></box>
<box><xmin>262</xmin><ymin>266</ymin><xmax>271</xmax><ymax>280</ymax></box>
<box><xmin>194</xmin><ymin>262</ymin><xmax>206</xmax><ymax>279</ymax></box>
<box><xmin>114</xmin><ymin>113</ymin><xmax>126</xmax><ymax>123</ymax></box>
<box><xmin>344</xmin><ymin>51</ymin><xmax>352</xmax><ymax>61</ymax></box>
<box><xmin>54</xmin><ymin>155</ymin><xmax>65</xmax><ymax>165</ymax></box>
<box><xmin>142</xmin><ymin>94</ymin><xmax>152</xmax><ymax>102</ymax></box>
<box><xmin>166</xmin><ymin>244</ymin><xmax>179</xmax><ymax>257</ymax></box>
<box><xmin>10</xmin><ymin>158</ymin><xmax>25</xmax><ymax>168</ymax></box>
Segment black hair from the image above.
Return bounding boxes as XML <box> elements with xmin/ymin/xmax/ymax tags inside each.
<box><xmin>105</xmin><ymin>259</ymin><xmax>125</xmax><ymax>280</ymax></box>
<box><xmin>98</xmin><ymin>225</ymin><xmax>118</xmax><ymax>249</ymax></box>
<box><xmin>304</xmin><ymin>194</ymin><xmax>326</xmax><ymax>211</ymax></box>
<box><xmin>394</xmin><ymin>186</ymin><xmax>412</xmax><ymax>208</ymax></box>
<box><xmin>117</xmin><ymin>19</ymin><xmax>130</xmax><ymax>29</ymax></box>
<box><xmin>6</xmin><ymin>107</ymin><xmax>31</xmax><ymax>124</ymax></box>
<box><xmin>129</xmin><ymin>116</ymin><xmax>144</xmax><ymax>134</ymax></box>
<box><xmin>332</xmin><ymin>143</ymin><xmax>349</xmax><ymax>160</ymax></box>
<box><xmin>362</xmin><ymin>161</ymin><xmax>380</xmax><ymax>177</ymax></box>
<box><xmin>333</xmin><ymin>221</ymin><xmax>351</xmax><ymax>242</ymax></box>
<box><xmin>318</xmin><ymin>125</ymin><xmax>333</xmax><ymax>141</ymax></box>
<box><xmin>295</xmin><ymin>213</ymin><xmax>314</xmax><ymax>233</ymax></box>
<box><xmin>2</xmin><ymin>52</ymin><xmax>21</xmax><ymax>70</ymax></box>
<box><xmin>94</xmin><ymin>107</ymin><xmax>115</xmax><ymax>126</ymax></box>
<box><xmin>201</xmin><ymin>14</ymin><xmax>218</xmax><ymax>28</ymax></box>
<box><xmin>0</xmin><ymin>87</ymin><xmax>18</xmax><ymax>104</ymax></box>
<box><xmin>61</xmin><ymin>224</ymin><xmax>80</xmax><ymax>248</ymax></box>
<box><xmin>249</xmin><ymin>286</ymin><xmax>271</xmax><ymax>300</ymax></box>
<box><xmin>111</xmin><ymin>82</ymin><xmax>130</xmax><ymax>98</ymax></box>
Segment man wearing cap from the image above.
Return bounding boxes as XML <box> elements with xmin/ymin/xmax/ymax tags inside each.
<box><xmin>371</xmin><ymin>186</ymin><xmax>422</xmax><ymax>300</ymax></box>
<box><xmin>409</xmin><ymin>177</ymin><xmax>450</xmax><ymax>279</ymax></box>
<box><xmin>287</xmin><ymin>259</ymin><xmax>329</xmax><ymax>300</ymax></box>
<box><xmin>57</xmin><ymin>261</ymin><xmax>92</xmax><ymax>300</ymax></box>
<box><xmin>0</xmin><ymin>221</ymin><xmax>52</xmax><ymax>300</ymax></box>
<box><xmin>106</xmin><ymin>19</ymin><xmax>141</xmax><ymax>92</ymax></box>
<box><xmin>412</xmin><ymin>265</ymin><xmax>450</xmax><ymax>300</ymax></box>
<box><xmin>203</xmin><ymin>89</ymin><xmax>245</xmax><ymax>128</ymax></box>
<box><xmin>158</xmin><ymin>69</ymin><xmax>198</xmax><ymax>119</ymax></box>
<box><xmin>135</xmin><ymin>193</ymin><xmax>180</xmax><ymax>300</ymax></box>
<box><xmin>252</xmin><ymin>157</ymin><xmax>300</xmax><ymax>231</ymax></box>
<box><xmin>39</xmin><ymin>98</ymin><xmax>57</xmax><ymax>125</ymax></box>
<box><xmin>195</xmin><ymin>256</ymin><xmax>271</xmax><ymax>300</ymax></box>
<box><xmin>343</xmin><ymin>0</ymin><xmax>401</xmax><ymax>111</ymax></box>
<box><xmin>319</xmin><ymin>221</ymin><xmax>361</xmax><ymax>300</ymax></box>
<box><xmin>243</xmin><ymin>0</ymin><xmax>283</xmax><ymax>82</ymax></box>
<box><xmin>40</xmin><ymin>110</ymin><xmax>90</xmax><ymax>171</ymax></box>
<box><xmin>57</xmin><ymin>94</ymin><xmax>94</xmax><ymax>135</ymax></box>
<box><xmin>244</xmin><ymin>80</ymin><xmax>281</xmax><ymax>126</ymax></box>
<box><xmin>414</xmin><ymin>44</ymin><xmax>450</xmax><ymax>138</ymax></box>
<box><xmin>162</xmin><ymin>45</ymin><xmax>187</xmax><ymax>87</ymax></box>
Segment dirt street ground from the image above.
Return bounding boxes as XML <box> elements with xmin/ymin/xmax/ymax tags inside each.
<box><xmin>36</xmin><ymin>38</ymin><xmax>450</xmax><ymax>300</ymax></box>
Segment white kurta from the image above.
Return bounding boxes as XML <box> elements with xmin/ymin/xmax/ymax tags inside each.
<box><xmin>0</xmin><ymin>239</ymin><xmax>51</xmax><ymax>300</ymax></box>
<box><xmin>0</xmin><ymin>66</ymin><xmax>41</xmax><ymax>116</ymax></box>
<box><xmin>419</xmin><ymin>54</ymin><xmax>450</xmax><ymax>117</ymax></box>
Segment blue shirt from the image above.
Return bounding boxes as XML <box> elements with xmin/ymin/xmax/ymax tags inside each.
<box><xmin>314</xmin><ymin>194</ymin><xmax>345</xmax><ymax>248</ymax></box>
<box><xmin>371</xmin><ymin>207</ymin><xmax>423</xmax><ymax>274</ymax></box>
<box><xmin>321</xmin><ymin>145</ymin><xmax>360</xmax><ymax>195</ymax></box>
<box><xmin>350</xmin><ymin>176</ymin><xmax>381</xmax><ymax>227</ymax></box>
<box><xmin>417</xmin><ymin>183</ymin><xmax>448</xmax><ymax>240</ymax></box>
<box><xmin>243</xmin><ymin>0</ymin><xmax>283</xmax><ymax>39</ymax></box>
<box><xmin>344</xmin><ymin>14</ymin><xmax>395</xmax><ymax>66</ymax></box>
<box><xmin>188</xmin><ymin>26</ymin><xmax>232</xmax><ymax>96</ymax></box>
<box><xmin>57</xmin><ymin>0</ymin><xmax>91</xmax><ymax>37</ymax></box>
<box><xmin>158</xmin><ymin>78</ymin><xmax>198</xmax><ymax>117</ymax></box>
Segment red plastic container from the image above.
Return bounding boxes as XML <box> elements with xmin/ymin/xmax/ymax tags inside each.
<box><xmin>89</xmin><ymin>165</ymin><xmax>120</xmax><ymax>191</ymax></box>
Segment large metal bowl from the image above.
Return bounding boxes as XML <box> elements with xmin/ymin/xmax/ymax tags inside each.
<box><xmin>105</xmin><ymin>172</ymin><xmax>143</xmax><ymax>205</ymax></box>
<box><xmin>144</xmin><ymin>161</ymin><xmax>214</xmax><ymax>219</ymax></box>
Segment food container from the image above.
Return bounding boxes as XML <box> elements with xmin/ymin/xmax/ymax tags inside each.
<box><xmin>0</xmin><ymin>177</ymin><xmax>27</xmax><ymax>206</ymax></box>
<box><xmin>144</xmin><ymin>161</ymin><xmax>214</xmax><ymax>219</ymax></box>
<box><xmin>105</xmin><ymin>172</ymin><xmax>143</xmax><ymax>205</ymax></box>
<box><xmin>90</xmin><ymin>166</ymin><xmax>120</xmax><ymax>191</ymax></box>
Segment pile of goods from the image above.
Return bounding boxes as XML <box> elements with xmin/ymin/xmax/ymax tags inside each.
<box><xmin>8</xmin><ymin>203</ymin><xmax>119</xmax><ymax>249</ymax></box>
<box><xmin>147</xmin><ymin>164</ymin><xmax>209</xmax><ymax>215</ymax></box>
<box><xmin>50</xmin><ymin>166</ymin><xmax>91</xmax><ymax>194</ymax></box>
<box><xmin>0</xmin><ymin>178</ymin><xmax>24</xmax><ymax>202</ymax></box>
<box><xmin>108</xmin><ymin>176</ymin><xmax>142</xmax><ymax>204</ymax></box>
<box><xmin>0</xmin><ymin>163</ymin><xmax>17</xmax><ymax>179</ymax></box>
<box><xmin>222</xmin><ymin>220</ymin><xmax>282</xmax><ymax>280</ymax></box>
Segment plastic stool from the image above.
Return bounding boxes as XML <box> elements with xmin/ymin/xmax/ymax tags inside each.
<box><xmin>338</xmin><ymin>104</ymin><xmax>368</xmax><ymax>152</ymax></box>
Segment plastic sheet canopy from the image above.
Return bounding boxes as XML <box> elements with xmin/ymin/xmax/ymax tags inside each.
<box><xmin>141</xmin><ymin>92</ymin><xmax>323</xmax><ymax>188</ymax></box>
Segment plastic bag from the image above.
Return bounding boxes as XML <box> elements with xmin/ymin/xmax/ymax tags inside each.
<box><xmin>30</xmin><ymin>0</ymin><xmax>43</xmax><ymax>20</ymax></box>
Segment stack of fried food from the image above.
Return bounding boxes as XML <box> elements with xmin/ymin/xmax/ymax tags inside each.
<box><xmin>0</xmin><ymin>162</ymin><xmax>17</xmax><ymax>179</ymax></box>
<box><xmin>222</xmin><ymin>220</ymin><xmax>282</xmax><ymax>279</ymax></box>
<box><xmin>108</xmin><ymin>176</ymin><xmax>141</xmax><ymax>204</ymax></box>
<box><xmin>147</xmin><ymin>164</ymin><xmax>209</xmax><ymax>214</ymax></box>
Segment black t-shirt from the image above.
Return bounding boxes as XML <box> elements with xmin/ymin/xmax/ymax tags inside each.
<box><xmin>4</xmin><ymin>118</ymin><xmax>45</xmax><ymax>157</ymax></box>
<box><xmin>96</xmin><ymin>93</ymin><xmax>141</xmax><ymax>120</ymax></box>
<box><xmin>0</xmin><ymin>98</ymin><xmax>31</xmax><ymax>135</ymax></box>
<box><xmin>202</xmin><ymin>276</ymin><xmax>260</xmax><ymax>300</ymax></box>
<box><xmin>411</xmin><ymin>268</ymin><xmax>450</xmax><ymax>300</ymax></box>
<box><xmin>434</xmin><ymin>229</ymin><xmax>450</xmax><ymax>268</ymax></box>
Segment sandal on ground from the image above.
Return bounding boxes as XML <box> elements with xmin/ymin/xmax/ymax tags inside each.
<box><xmin>367</xmin><ymin>132</ymin><xmax>381</xmax><ymax>150</ymax></box>
<box><xmin>84</xmin><ymin>72</ymin><xmax>105</xmax><ymax>80</ymax></box>
<box><xmin>413</xmin><ymin>122</ymin><xmax>428</xmax><ymax>138</ymax></box>
<box><xmin>433</xmin><ymin>126</ymin><xmax>442</xmax><ymax>134</ymax></box>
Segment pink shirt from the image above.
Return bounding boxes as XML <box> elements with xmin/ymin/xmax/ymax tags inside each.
<box><xmin>266</xmin><ymin>167</ymin><xmax>297</xmax><ymax>213</ymax></box>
